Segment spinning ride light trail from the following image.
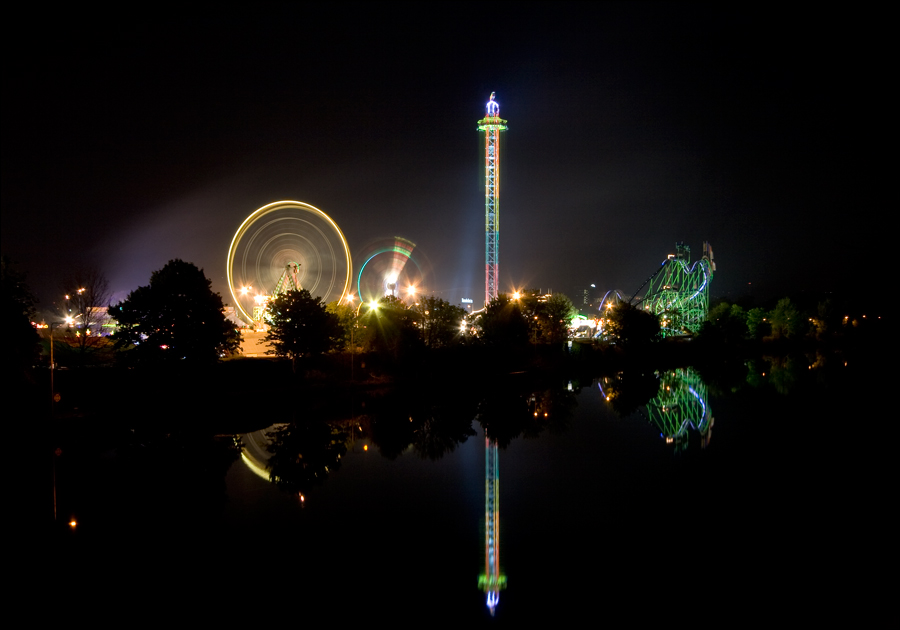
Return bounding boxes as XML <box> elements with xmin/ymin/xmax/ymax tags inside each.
<box><xmin>227</xmin><ymin>201</ymin><xmax>352</xmax><ymax>325</ymax></box>
<box><xmin>477</xmin><ymin>93</ymin><xmax>508</xmax><ymax>306</ymax></box>
<box><xmin>355</xmin><ymin>237</ymin><xmax>425</xmax><ymax>303</ymax></box>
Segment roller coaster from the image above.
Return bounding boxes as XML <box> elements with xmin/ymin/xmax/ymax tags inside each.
<box><xmin>628</xmin><ymin>241</ymin><xmax>716</xmax><ymax>337</ymax></box>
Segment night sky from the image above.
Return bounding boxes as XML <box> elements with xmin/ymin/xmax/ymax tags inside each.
<box><xmin>2</xmin><ymin>4</ymin><xmax>883</xmax><ymax>310</ymax></box>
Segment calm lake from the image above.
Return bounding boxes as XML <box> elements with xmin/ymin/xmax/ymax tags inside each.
<box><xmin>50</xmin><ymin>351</ymin><xmax>883</xmax><ymax>622</ymax></box>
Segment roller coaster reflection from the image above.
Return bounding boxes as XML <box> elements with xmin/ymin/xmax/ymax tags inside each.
<box><xmin>644</xmin><ymin>368</ymin><xmax>714</xmax><ymax>451</ymax></box>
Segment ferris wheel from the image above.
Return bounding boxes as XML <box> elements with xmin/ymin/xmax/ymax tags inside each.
<box><xmin>227</xmin><ymin>200</ymin><xmax>352</xmax><ymax>325</ymax></box>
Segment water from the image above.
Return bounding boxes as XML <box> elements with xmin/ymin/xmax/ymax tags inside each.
<box><xmin>50</xmin><ymin>353</ymin><xmax>885</xmax><ymax>622</ymax></box>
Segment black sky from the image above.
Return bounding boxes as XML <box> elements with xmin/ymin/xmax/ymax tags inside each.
<box><xmin>1</xmin><ymin>3</ymin><xmax>885</xmax><ymax>309</ymax></box>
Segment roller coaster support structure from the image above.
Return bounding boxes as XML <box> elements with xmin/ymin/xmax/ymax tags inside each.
<box><xmin>633</xmin><ymin>242</ymin><xmax>716</xmax><ymax>337</ymax></box>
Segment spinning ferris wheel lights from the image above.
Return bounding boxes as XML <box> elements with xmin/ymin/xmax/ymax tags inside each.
<box><xmin>227</xmin><ymin>200</ymin><xmax>352</xmax><ymax>325</ymax></box>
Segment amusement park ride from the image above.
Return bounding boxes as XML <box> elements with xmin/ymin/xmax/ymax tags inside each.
<box><xmin>226</xmin><ymin>200</ymin><xmax>353</xmax><ymax>327</ymax></box>
<box><xmin>226</xmin><ymin>201</ymin><xmax>426</xmax><ymax>328</ymax></box>
<box><xmin>478</xmin><ymin>93</ymin><xmax>507</xmax><ymax>307</ymax></box>
<box><xmin>630</xmin><ymin>241</ymin><xmax>716</xmax><ymax>336</ymax></box>
<box><xmin>595</xmin><ymin>241</ymin><xmax>716</xmax><ymax>338</ymax></box>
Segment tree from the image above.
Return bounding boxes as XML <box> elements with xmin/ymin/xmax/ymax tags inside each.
<box><xmin>326</xmin><ymin>299</ymin><xmax>356</xmax><ymax>351</ymax></box>
<box><xmin>605</xmin><ymin>302</ymin><xmax>660</xmax><ymax>348</ymax></box>
<box><xmin>539</xmin><ymin>293</ymin><xmax>576</xmax><ymax>344</ymax></box>
<box><xmin>746</xmin><ymin>307</ymin><xmax>769</xmax><ymax>340</ymax></box>
<box><xmin>60</xmin><ymin>267</ymin><xmax>111</xmax><ymax>357</ymax></box>
<box><xmin>359</xmin><ymin>294</ymin><xmax>422</xmax><ymax>358</ymax></box>
<box><xmin>110</xmin><ymin>259</ymin><xmax>240</xmax><ymax>362</ymax></box>
<box><xmin>1</xmin><ymin>256</ymin><xmax>39</xmax><ymax>376</ymax></box>
<box><xmin>411</xmin><ymin>296</ymin><xmax>467</xmax><ymax>348</ymax></box>
<box><xmin>505</xmin><ymin>290</ymin><xmax>576</xmax><ymax>346</ymax></box>
<box><xmin>700</xmin><ymin>301</ymin><xmax>747</xmax><ymax>344</ymax></box>
<box><xmin>476</xmin><ymin>293</ymin><xmax>528</xmax><ymax>348</ymax></box>
<box><xmin>769</xmin><ymin>297</ymin><xmax>804</xmax><ymax>340</ymax></box>
<box><xmin>265</xmin><ymin>289</ymin><xmax>342</xmax><ymax>367</ymax></box>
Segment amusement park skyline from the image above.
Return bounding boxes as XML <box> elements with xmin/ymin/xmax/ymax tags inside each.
<box><xmin>1</xmin><ymin>4</ymin><xmax>882</xmax><ymax>308</ymax></box>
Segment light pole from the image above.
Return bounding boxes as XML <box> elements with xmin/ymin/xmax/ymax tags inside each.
<box><xmin>49</xmin><ymin>317</ymin><xmax>71</xmax><ymax>416</ymax></box>
<box><xmin>49</xmin><ymin>317</ymin><xmax>70</xmax><ymax>524</ymax></box>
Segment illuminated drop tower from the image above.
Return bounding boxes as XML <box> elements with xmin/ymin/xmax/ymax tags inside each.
<box><xmin>477</xmin><ymin>93</ymin><xmax>508</xmax><ymax>306</ymax></box>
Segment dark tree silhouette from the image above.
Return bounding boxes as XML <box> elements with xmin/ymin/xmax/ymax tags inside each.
<box><xmin>605</xmin><ymin>302</ymin><xmax>660</xmax><ymax>348</ymax></box>
<box><xmin>476</xmin><ymin>293</ymin><xmax>528</xmax><ymax>349</ymax></box>
<box><xmin>110</xmin><ymin>259</ymin><xmax>240</xmax><ymax>363</ymax></box>
<box><xmin>539</xmin><ymin>293</ymin><xmax>576</xmax><ymax>344</ymax></box>
<box><xmin>1</xmin><ymin>256</ymin><xmax>39</xmax><ymax>378</ymax></box>
<box><xmin>265</xmin><ymin>289</ymin><xmax>342</xmax><ymax>369</ymax></box>
<box><xmin>361</xmin><ymin>294</ymin><xmax>422</xmax><ymax>358</ymax></box>
<box><xmin>411</xmin><ymin>295</ymin><xmax>467</xmax><ymax>348</ymax></box>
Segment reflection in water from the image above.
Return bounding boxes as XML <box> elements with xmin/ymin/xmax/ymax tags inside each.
<box><xmin>644</xmin><ymin>368</ymin><xmax>713</xmax><ymax>451</ymax></box>
<box><xmin>599</xmin><ymin>367</ymin><xmax>714</xmax><ymax>451</ymax></box>
<box><xmin>239</xmin><ymin>420</ymin><xmax>349</xmax><ymax>499</ymax></box>
<box><xmin>240</xmin><ymin>425</ymin><xmax>284</xmax><ymax>481</ymax></box>
<box><xmin>747</xmin><ymin>354</ymin><xmax>817</xmax><ymax>394</ymax></box>
<box><xmin>478</xmin><ymin>437</ymin><xmax>506</xmax><ymax>615</ymax></box>
<box><xmin>597</xmin><ymin>370</ymin><xmax>661</xmax><ymax>417</ymax></box>
<box><xmin>266</xmin><ymin>421</ymin><xmax>349</xmax><ymax>495</ymax></box>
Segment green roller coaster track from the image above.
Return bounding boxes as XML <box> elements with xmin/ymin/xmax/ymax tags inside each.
<box><xmin>631</xmin><ymin>242</ymin><xmax>716</xmax><ymax>337</ymax></box>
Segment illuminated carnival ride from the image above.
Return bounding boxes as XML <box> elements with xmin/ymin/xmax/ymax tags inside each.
<box><xmin>355</xmin><ymin>236</ymin><xmax>428</xmax><ymax>303</ymax></box>
<box><xmin>596</xmin><ymin>242</ymin><xmax>715</xmax><ymax>338</ymax></box>
<box><xmin>227</xmin><ymin>201</ymin><xmax>352</xmax><ymax>325</ymax></box>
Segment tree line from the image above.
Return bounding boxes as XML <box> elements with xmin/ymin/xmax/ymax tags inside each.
<box><xmin>265</xmin><ymin>288</ymin><xmax>578</xmax><ymax>364</ymax></box>
<box><xmin>697</xmin><ymin>296</ymin><xmax>863</xmax><ymax>346</ymax></box>
<box><xmin>8</xmin><ymin>253</ymin><xmax>871</xmax><ymax>377</ymax></box>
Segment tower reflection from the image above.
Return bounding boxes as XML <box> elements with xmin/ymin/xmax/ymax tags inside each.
<box><xmin>478</xmin><ymin>436</ymin><xmax>506</xmax><ymax>615</ymax></box>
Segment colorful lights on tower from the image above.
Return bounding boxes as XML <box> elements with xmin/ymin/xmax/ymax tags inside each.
<box><xmin>478</xmin><ymin>436</ymin><xmax>506</xmax><ymax>615</ymax></box>
<box><xmin>477</xmin><ymin>93</ymin><xmax>508</xmax><ymax>306</ymax></box>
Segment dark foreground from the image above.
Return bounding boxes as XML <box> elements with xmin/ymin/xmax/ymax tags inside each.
<box><xmin>28</xmin><ymin>344</ymin><xmax>890</xmax><ymax>623</ymax></box>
